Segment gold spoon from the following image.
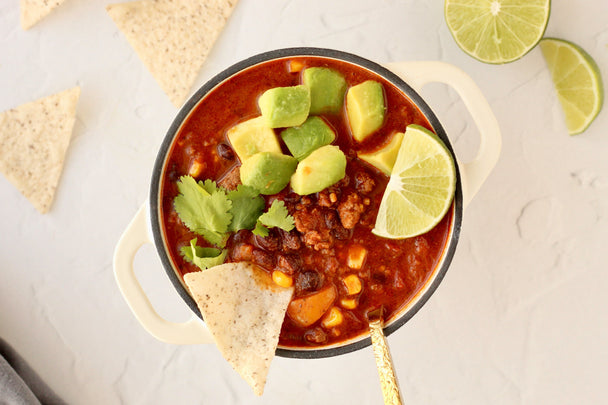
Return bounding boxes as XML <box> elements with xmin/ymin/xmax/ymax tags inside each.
<box><xmin>368</xmin><ymin>307</ymin><xmax>403</xmax><ymax>405</ymax></box>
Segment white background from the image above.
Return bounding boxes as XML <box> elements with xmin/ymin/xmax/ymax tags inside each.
<box><xmin>1</xmin><ymin>1</ymin><xmax>607</xmax><ymax>404</ymax></box>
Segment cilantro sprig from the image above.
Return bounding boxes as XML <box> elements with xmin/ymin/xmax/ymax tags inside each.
<box><xmin>173</xmin><ymin>176</ymin><xmax>295</xmax><ymax>262</ymax></box>
<box><xmin>180</xmin><ymin>238</ymin><xmax>227</xmax><ymax>271</ymax></box>
<box><xmin>173</xmin><ymin>176</ymin><xmax>232</xmax><ymax>247</ymax></box>
<box><xmin>252</xmin><ymin>200</ymin><xmax>295</xmax><ymax>237</ymax></box>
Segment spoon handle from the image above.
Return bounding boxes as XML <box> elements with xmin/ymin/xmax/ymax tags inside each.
<box><xmin>369</xmin><ymin>319</ymin><xmax>403</xmax><ymax>405</ymax></box>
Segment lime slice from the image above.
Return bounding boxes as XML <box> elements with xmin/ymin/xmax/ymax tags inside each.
<box><xmin>445</xmin><ymin>0</ymin><xmax>551</xmax><ymax>64</ymax></box>
<box><xmin>372</xmin><ymin>125</ymin><xmax>456</xmax><ymax>239</ymax></box>
<box><xmin>540</xmin><ymin>38</ymin><xmax>604</xmax><ymax>135</ymax></box>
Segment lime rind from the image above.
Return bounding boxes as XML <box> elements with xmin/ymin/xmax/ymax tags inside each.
<box><xmin>372</xmin><ymin>125</ymin><xmax>456</xmax><ymax>239</ymax></box>
<box><xmin>540</xmin><ymin>38</ymin><xmax>604</xmax><ymax>135</ymax></box>
<box><xmin>445</xmin><ymin>0</ymin><xmax>551</xmax><ymax>64</ymax></box>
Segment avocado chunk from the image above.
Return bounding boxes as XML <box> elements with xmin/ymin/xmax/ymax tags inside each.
<box><xmin>346</xmin><ymin>80</ymin><xmax>386</xmax><ymax>142</ymax></box>
<box><xmin>291</xmin><ymin>145</ymin><xmax>346</xmax><ymax>195</ymax></box>
<box><xmin>358</xmin><ymin>131</ymin><xmax>404</xmax><ymax>175</ymax></box>
<box><xmin>303</xmin><ymin>67</ymin><xmax>347</xmax><ymax>114</ymax></box>
<box><xmin>258</xmin><ymin>85</ymin><xmax>310</xmax><ymax>128</ymax></box>
<box><xmin>240</xmin><ymin>152</ymin><xmax>298</xmax><ymax>195</ymax></box>
<box><xmin>226</xmin><ymin>116</ymin><xmax>281</xmax><ymax>162</ymax></box>
<box><xmin>281</xmin><ymin>116</ymin><xmax>336</xmax><ymax>161</ymax></box>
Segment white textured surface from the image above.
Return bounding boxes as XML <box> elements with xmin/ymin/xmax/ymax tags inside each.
<box><xmin>1</xmin><ymin>1</ymin><xmax>607</xmax><ymax>404</ymax></box>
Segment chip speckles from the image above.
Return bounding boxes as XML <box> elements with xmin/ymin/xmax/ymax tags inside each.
<box><xmin>184</xmin><ymin>262</ymin><xmax>293</xmax><ymax>396</ymax></box>
<box><xmin>106</xmin><ymin>0</ymin><xmax>239</xmax><ymax>107</ymax></box>
<box><xmin>0</xmin><ymin>87</ymin><xmax>80</xmax><ymax>214</ymax></box>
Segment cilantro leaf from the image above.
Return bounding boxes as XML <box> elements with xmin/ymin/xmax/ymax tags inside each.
<box><xmin>199</xmin><ymin>179</ymin><xmax>220</xmax><ymax>195</ymax></box>
<box><xmin>180</xmin><ymin>238</ymin><xmax>227</xmax><ymax>270</ymax></box>
<box><xmin>173</xmin><ymin>176</ymin><xmax>232</xmax><ymax>246</ymax></box>
<box><xmin>227</xmin><ymin>185</ymin><xmax>265</xmax><ymax>232</ymax></box>
<box><xmin>252</xmin><ymin>221</ymin><xmax>270</xmax><ymax>237</ymax></box>
<box><xmin>257</xmin><ymin>200</ymin><xmax>295</xmax><ymax>231</ymax></box>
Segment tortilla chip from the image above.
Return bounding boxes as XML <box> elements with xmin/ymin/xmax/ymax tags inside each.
<box><xmin>0</xmin><ymin>87</ymin><xmax>80</xmax><ymax>214</ymax></box>
<box><xmin>20</xmin><ymin>0</ymin><xmax>69</xmax><ymax>30</ymax></box>
<box><xmin>184</xmin><ymin>262</ymin><xmax>293</xmax><ymax>396</ymax></box>
<box><xmin>106</xmin><ymin>0</ymin><xmax>238</xmax><ymax>107</ymax></box>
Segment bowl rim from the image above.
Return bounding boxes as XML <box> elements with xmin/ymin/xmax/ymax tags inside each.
<box><xmin>149</xmin><ymin>47</ymin><xmax>463</xmax><ymax>359</ymax></box>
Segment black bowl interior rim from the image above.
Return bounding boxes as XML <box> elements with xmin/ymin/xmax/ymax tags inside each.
<box><xmin>149</xmin><ymin>47</ymin><xmax>463</xmax><ymax>359</ymax></box>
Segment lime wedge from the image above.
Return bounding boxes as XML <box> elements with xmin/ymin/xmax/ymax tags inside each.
<box><xmin>540</xmin><ymin>38</ymin><xmax>604</xmax><ymax>135</ymax></box>
<box><xmin>372</xmin><ymin>125</ymin><xmax>456</xmax><ymax>239</ymax></box>
<box><xmin>445</xmin><ymin>0</ymin><xmax>551</xmax><ymax>64</ymax></box>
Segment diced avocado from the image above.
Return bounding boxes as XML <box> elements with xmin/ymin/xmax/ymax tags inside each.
<box><xmin>226</xmin><ymin>116</ymin><xmax>281</xmax><ymax>162</ymax></box>
<box><xmin>258</xmin><ymin>85</ymin><xmax>310</xmax><ymax>128</ymax></box>
<box><xmin>303</xmin><ymin>67</ymin><xmax>347</xmax><ymax>114</ymax></box>
<box><xmin>358</xmin><ymin>131</ymin><xmax>404</xmax><ymax>176</ymax></box>
<box><xmin>291</xmin><ymin>145</ymin><xmax>346</xmax><ymax>195</ymax></box>
<box><xmin>281</xmin><ymin>116</ymin><xmax>336</xmax><ymax>161</ymax></box>
<box><xmin>346</xmin><ymin>80</ymin><xmax>386</xmax><ymax>142</ymax></box>
<box><xmin>240</xmin><ymin>152</ymin><xmax>298</xmax><ymax>195</ymax></box>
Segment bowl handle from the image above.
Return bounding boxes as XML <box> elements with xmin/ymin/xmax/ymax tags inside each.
<box><xmin>385</xmin><ymin>61</ymin><xmax>501</xmax><ymax>208</ymax></box>
<box><xmin>113</xmin><ymin>203</ymin><xmax>213</xmax><ymax>344</ymax></box>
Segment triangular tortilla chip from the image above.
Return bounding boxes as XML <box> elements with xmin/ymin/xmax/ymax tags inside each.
<box><xmin>106</xmin><ymin>0</ymin><xmax>238</xmax><ymax>107</ymax></box>
<box><xmin>184</xmin><ymin>262</ymin><xmax>293</xmax><ymax>396</ymax></box>
<box><xmin>0</xmin><ymin>87</ymin><xmax>80</xmax><ymax>214</ymax></box>
<box><xmin>20</xmin><ymin>0</ymin><xmax>69</xmax><ymax>30</ymax></box>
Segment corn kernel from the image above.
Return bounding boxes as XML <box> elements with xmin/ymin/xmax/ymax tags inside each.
<box><xmin>188</xmin><ymin>160</ymin><xmax>204</xmax><ymax>177</ymax></box>
<box><xmin>340</xmin><ymin>297</ymin><xmax>358</xmax><ymax>309</ymax></box>
<box><xmin>289</xmin><ymin>59</ymin><xmax>305</xmax><ymax>73</ymax></box>
<box><xmin>342</xmin><ymin>274</ymin><xmax>362</xmax><ymax>295</ymax></box>
<box><xmin>347</xmin><ymin>244</ymin><xmax>367</xmax><ymax>269</ymax></box>
<box><xmin>272</xmin><ymin>270</ymin><xmax>293</xmax><ymax>288</ymax></box>
<box><xmin>321</xmin><ymin>307</ymin><xmax>343</xmax><ymax>328</ymax></box>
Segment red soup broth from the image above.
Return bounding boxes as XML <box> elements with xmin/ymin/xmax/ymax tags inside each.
<box><xmin>159</xmin><ymin>56</ymin><xmax>453</xmax><ymax>348</ymax></box>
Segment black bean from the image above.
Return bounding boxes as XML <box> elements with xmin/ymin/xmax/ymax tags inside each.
<box><xmin>217</xmin><ymin>143</ymin><xmax>235</xmax><ymax>160</ymax></box>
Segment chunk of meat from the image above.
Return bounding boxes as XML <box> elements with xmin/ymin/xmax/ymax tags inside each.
<box><xmin>293</xmin><ymin>207</ymin><xmax>334</xmax><ymax>250</ymax></box>
<box><xmin>354</xmin><ymin>170</ymin><xmax>376</xmax><ymax>194</ymax></box>
<box><xmin>317</xmin><ymin>190</ymin><xmax>338</xmax><ymax>207</ymax></box>
<box><xmin>287</xmin><ymin>286</ymin><xmax>337</xmax><ymax>327</ymax></box>
<box><xmin>217</xmin><ymin>165</ymin><xmax>241</xmax><ymax>191</ymax></box>
<box><xmin>337</xmin><ymin>192</ymin><xmax>365</xmax><ymax>229</ymax></box>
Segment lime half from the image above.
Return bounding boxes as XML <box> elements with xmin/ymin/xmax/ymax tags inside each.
<box><xmin>372</xmin><ymin>125</ymin><xmax>456</xmax><ymax>239</ymax></box>
<box><xmin>445</xmin><ymin>0</ymin><xmax>551</xmax><ymax>64</ymax></box>
<box><xmin>540</xmin><ymin>38</ymin><xmax>604</xmax><ymax>135</ymax></box>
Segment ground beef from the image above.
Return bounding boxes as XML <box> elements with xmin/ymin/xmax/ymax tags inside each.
<box><xmin>337</xmin><ymin>191</ymin><xmax>365</xmax><ymax>229</ymax></box>
<box><xmin>293</xmin><ymin>207</ymin><xmax>335</xmax><ymax>250</ymax></box>
<box><xmin>354</xmin><ymin>170</ymin><xmax>376</xmax><ymax>194</ymax></box>
<box><xmin>217</xmin><ymin>165</ymin><xmax>241</xmax><ymax>191</ymax></box>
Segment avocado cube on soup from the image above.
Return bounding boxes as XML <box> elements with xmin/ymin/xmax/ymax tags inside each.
<box><xmin>258</xmin><ymin>85</ymin><xmax>310</xmax><ymax>128</ymax></box>
<box><xmin>303</xmin><ymin>67</ymin><xmax>347</xmax><ymax>114</ymax></box>
<box><xmin>281</xmin><ymin>116</ymin><xmax>336</xmax><ymax>161</ymax></box>
<box><xmin>358</xmin><ymin>131</ymin><xmax>404</xmax><ymax>176</ymax></box>
<box><xmin>346</xmin><ymin>80</ymin><xmax>386</xmax><ymax>142</ymax></box>
<box><xmin>240</xmin><ymin>152</ymin><xmax>298</xmax><ymax>195</ymax></box>
<box><xmin>290</xmin><ymin>145</ymin><xmax>346</xmax><ymax>195</ymax></box>
<box><xmin>226</xmin><ymin>116</ymin><xmax>282</xmax><ymax>162</ymax></box>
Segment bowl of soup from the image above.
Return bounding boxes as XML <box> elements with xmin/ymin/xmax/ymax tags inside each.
<box><xmin>114</xmin><ymin>47</ymin><xmax>501</xmax><ymax>358</ymax></box>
